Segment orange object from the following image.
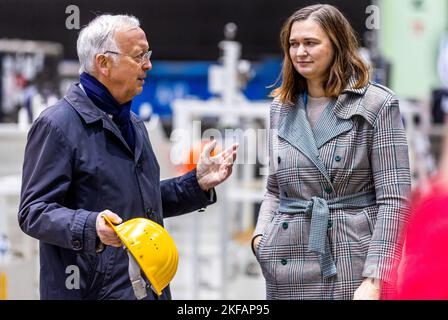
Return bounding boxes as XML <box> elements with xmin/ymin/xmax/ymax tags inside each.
<box><xmin>0</xmin><ymin>272</ymin><xmax>7</xmax><ymax>300</ymax></box>
<box><xmin>177</xmin><ymin>140</ymin><xmax>220</xmax><ymax>174</ymax></box>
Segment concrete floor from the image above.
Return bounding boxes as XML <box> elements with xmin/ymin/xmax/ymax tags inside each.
<box><xmin>166</xmin><ymin>203</ymin><xmax>266</xmax><ymax>300</ymax></box>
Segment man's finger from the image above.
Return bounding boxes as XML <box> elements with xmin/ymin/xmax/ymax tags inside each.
<box><xmin>201</xmin><ymin>140</ymin><xmax>218</xmax><ymax>159</ymax></box>
<box><xmin>101</xmin><ymin>232</ymin><xmax>122</xmax><ymax>244</ymax></box>
<box><xmin>102</xmin><ymin>210</ymin><xmax>123</xmax><ymax>225</ymax></box>
<box><xmin>225</xmin><ymin>144</ymin><xmax>239</xmax><ymax>160</ymax></box>
<box><xmin>97</xmin><ymin>214</ymin><xmax>106</xmax><ymax>228</ymax></box>
<box><xmin>223</xmin><ymin>149</ymin><xmax>236</xmax><ymax>163</ymax></box>
<box><xmin>110</xmin><ymin>243</ymin><xmax>123</xmax><ymax>248</ymax></box>
<box><xmin>107</xmin><ymin>239</ymin><xmax>123</xmax><ymax>247</ymax></box>
<box><xmin>224</xmin><ymin>143</ymin><xmax>239</xmax><ymax>154</ymax></box>
<box><xmin>107</xmin><ymin>238</ymin><xmax>122</xmax><ymax>245</ymax></box>
<box><xmin>223</xmin><ymin>153</ymin><xmax>234</xmax><ymax>165</ymax></box>
<box><xmin>211</xmin><ymin>149</ymin><xmax>230</xmax><ymax>163</ymax></box>
<box><xmin>231</xmin><ymin>150</ymin><xmax>237</xmax><ymax>162</ymax></box>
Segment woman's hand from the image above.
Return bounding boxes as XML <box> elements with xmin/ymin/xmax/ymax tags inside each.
<box><xmin>252</xmin><ymin>235</ymin><xmax>262</xmax><ymax>255</ymax></box>
<box><xmin>353</xmin><ymin>277</ymin><xmax>381</xmax><ymax>300</ymax></box>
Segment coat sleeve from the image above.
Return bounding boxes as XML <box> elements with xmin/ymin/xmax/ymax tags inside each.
<box><xmin>363</xmin><ymin>95</ymin><xmax>412</xmax><ymax>283</ymax></box>
<box><xmin>18</xmin><ymin>117</ymin><xmax>99</xmax><ymax>254</ymax></box>
<box><xmin>253</xmin><ymin>105</ymin><xmax>280</xmax><ymax>237</ymax></box>
<box><xmin>160</xmin><ymin>169</ymin><xmax>216</xmax><ymax>218</ymax></box>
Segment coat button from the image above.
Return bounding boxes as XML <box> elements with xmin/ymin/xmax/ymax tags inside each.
<box><xmin>327</xmin><ymin>220</ymin><xmax>333</xmax><ymax>229</ymax></box>
<box><xmin>324</xmin><ymin>186</ymin><xmax>332</xmax><ymax>194</ymax></box>
<box><xmin>335</xmin><ymin>155</ymin><xmax>342</xmax><ymax>162</ymax></box>
<box><xmin>145</xmin><ymin>208</ymin><xmax>154</xmax><ymax>218</ymax></box>
<box><xmin>137</xmin><ymin>159</ymin><xmax>144</xmax><ymax>169</ymax></box>
<box><xmin>306</xmin><ymin>204</ymin><xmax>313</xmax><ymax>214</ymax></box>
<box><xmin>278</xmin><ymin>156</ymin><xmax>281</xmax><ymax>164</ymax></box>
<box><xmin>282</xmin><ymin>222</ymin><xmax>288</xmax><ymax>230</ymax></box>
<box><xmin>281</xmin><ymin>258</ymin><xmax>288</xmax><ymax>266</ymax></box>
<box><xmin>73</xmin><ymin>240</ymin><xmax>81</xmax><ymax>250</ymax></box>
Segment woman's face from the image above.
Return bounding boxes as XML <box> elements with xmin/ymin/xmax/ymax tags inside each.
<box><xmin>289</xmin><ymin>19</ymin><xmax>334</xmax><ymax>83</ymax></box>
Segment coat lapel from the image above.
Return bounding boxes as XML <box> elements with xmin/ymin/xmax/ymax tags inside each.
<box><xmin>131</xmin><ymin>115</ymin><xmax>144</xmax><ymax>164</ymax></box>
<box><xmin>66</xmin><ymin>84</ymin><xmax>137</xmax><ymax>157</ymax></box>
<box><xmin>314</xmin><ymin>77</ymin><xmax>374</xmax><ymax>148</ymax></box>
<box><xmin>101</xmin><ymin>116</ymin><xmax>134</xmax><ymax>155</ymax></box>
<box><xmin>312</xmin><ymin>100</ymin><xmax>353</xmax><ymax>149</ymax></box>
<box><xmin>277</xmin><ymin>78</ymin><xmax>372</xmax><ymax>187</ymax></box>
<box><xmin>332</xmin><ymin>77</ymin><xmax>377</xmax><ymax>126</ymax></box>
<box><xmin>278</xmin><ymin>98</ymin><xmax>333</xmax><ymax>185</ymax></box>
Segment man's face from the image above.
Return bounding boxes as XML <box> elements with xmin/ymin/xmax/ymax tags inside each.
<box><xmin>107</xmin><ymin>27</ymin><xmax>152</xmax><ymax>103</ymax></box>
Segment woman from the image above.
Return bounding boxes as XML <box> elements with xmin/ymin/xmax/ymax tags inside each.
<box><xmin>252</xmin><ymin>4</ymin><xmax>411</xmax><ymax>300</ymax></box>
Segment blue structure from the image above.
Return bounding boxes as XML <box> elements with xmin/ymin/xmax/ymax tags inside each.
<box><xmin>131</xmin><ymin>58</ymin><xmax>282</xmax><ymax>119</ymax></box>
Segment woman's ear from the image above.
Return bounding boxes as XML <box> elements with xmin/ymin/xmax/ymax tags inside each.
<box><xmin>95</xmin><ymin>54</ymin><xmax>110</xmax><ymax>77</ymax></box>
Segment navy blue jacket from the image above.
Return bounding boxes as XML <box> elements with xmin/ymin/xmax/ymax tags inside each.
<box><xmin>18</xmin><ymin>84</ymin><xmax>215</xmax><ymax>300</ymax></box>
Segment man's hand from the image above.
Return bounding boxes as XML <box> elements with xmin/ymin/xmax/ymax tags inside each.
<box><xmin>196</xmin><ymin>140</ymin><xmax>239</xmax><ymax>191</ymax></box>
<box><xmin>96</xmin><ymin>210</ymin><xmax>123</xmax><ymax>247</ymax></box>
<box><xmin>353</xmin><ymin>277</ymin><xmax>381</xmax><ymax>300</ymax></box>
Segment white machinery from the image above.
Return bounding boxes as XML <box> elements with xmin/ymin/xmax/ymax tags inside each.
<box><xmin>0</xmin><ymin>124</ymin><xmax>39</xmax><ymax>300</ymax></box>
<box><xmin>168</xmin><ymin>23</ymin><xmax>269</xmax><ymax>299</ymax></box>
<box><xmin>0</xmin><ymin>39</ymin><xmax>62</xmax><ymax>125</ymax></box>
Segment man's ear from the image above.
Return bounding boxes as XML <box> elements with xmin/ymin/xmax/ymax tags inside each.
<box><xmin>95</xmin><ymin>54</ymin><xmax>111</xmax><ymax>77</ymax></box>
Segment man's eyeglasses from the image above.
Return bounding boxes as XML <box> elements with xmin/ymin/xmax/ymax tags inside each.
<box><xmin>104</xmin><ymin>50</ymin><xmax>152</xmax><ymax>65</ymax></box>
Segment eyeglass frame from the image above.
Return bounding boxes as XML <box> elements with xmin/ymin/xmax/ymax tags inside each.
<box><xmin>103</xmin><ymin>50</ymin><xmax>152</xmax><ymax>65</ymax></box>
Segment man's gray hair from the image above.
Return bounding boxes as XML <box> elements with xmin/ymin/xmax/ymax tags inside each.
<box><xmin>77</xmin><ymin>14</ymin><xmax>140</xmax><ymax>74</ymax></box>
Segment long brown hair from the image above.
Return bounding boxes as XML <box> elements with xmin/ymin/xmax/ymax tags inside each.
<box><xmin>271</xmin><ymin>4</ymin><xmax>370</xmax><ymax>104</ymax></box>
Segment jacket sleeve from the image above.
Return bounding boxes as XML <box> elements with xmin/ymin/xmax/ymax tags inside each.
<box><xmin>363</xmin><ymin>95</ymin><xmax>412</xmax><ymax>283</ymax></box>
<box><xmin>253</xmin><ymin>106</ymin><xmax>280</xmax><ymax>238</ymax></box>
<box><xmin>160</xmin><ymin>169</ymin><xmax>216</xmax><ymax>218</ymax></box>
<box><xmin>18</xmin><ymin>117</ymin><xmax>99</xmax><ymax>254</ymax></box>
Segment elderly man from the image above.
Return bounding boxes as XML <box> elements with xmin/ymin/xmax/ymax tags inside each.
<box><xmin>18</xmin><ymin>14</ymin><xmax>237</xmax><ymax>300</ymax></box>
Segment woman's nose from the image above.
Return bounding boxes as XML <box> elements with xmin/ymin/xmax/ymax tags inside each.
<box><xmin>297</xmin><ymin>45</ymin><xmax>308</xmax><ymax>57</ymax></box>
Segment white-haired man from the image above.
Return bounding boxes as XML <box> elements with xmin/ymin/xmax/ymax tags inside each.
<box><xmin>18</xmin><ymin>14</ymin><xmax>237</xmax><ymax>300</ymax></box>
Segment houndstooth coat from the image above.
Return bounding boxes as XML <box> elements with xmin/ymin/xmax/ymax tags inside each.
<box><xmin>253</xmin><ymin>79</ymin><xmax>411</xmax><ymax>300</ymax></box>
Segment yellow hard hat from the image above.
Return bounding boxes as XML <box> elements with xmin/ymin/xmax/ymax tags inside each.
<box><xmin>103</xmin><ymin>215</ymin><xmax>179</xmax><ymax>297</ymax></box>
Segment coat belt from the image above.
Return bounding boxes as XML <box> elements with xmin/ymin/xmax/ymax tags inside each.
<box><xmin>278</xmin><ymin>191</ymin><xmax>377</xmax><ymax>279</ymax></box>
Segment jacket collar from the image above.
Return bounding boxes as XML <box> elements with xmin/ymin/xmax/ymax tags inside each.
<box><xmin>64</xmin><ymin>83</ymin><xmax>104</xmax><ymax>124</ymax></box>
<box><xmin>65</xmin><ymin>83</ymin><xmax>144</xmax><ymax>125</ymax></box>
<box><xmin>340</xmin><ymin>76</ymin><xmax>369</xmax><ymax>95</ymax></box>
<box><xmin>64</xmin><ymin>83</ymin><xmax>144</xmax><ymax>161</ymax></box>
<box><xmin>333</xmin><ymin>77</ymin><xmax>376</xmax><ymax>126</ymax></box>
